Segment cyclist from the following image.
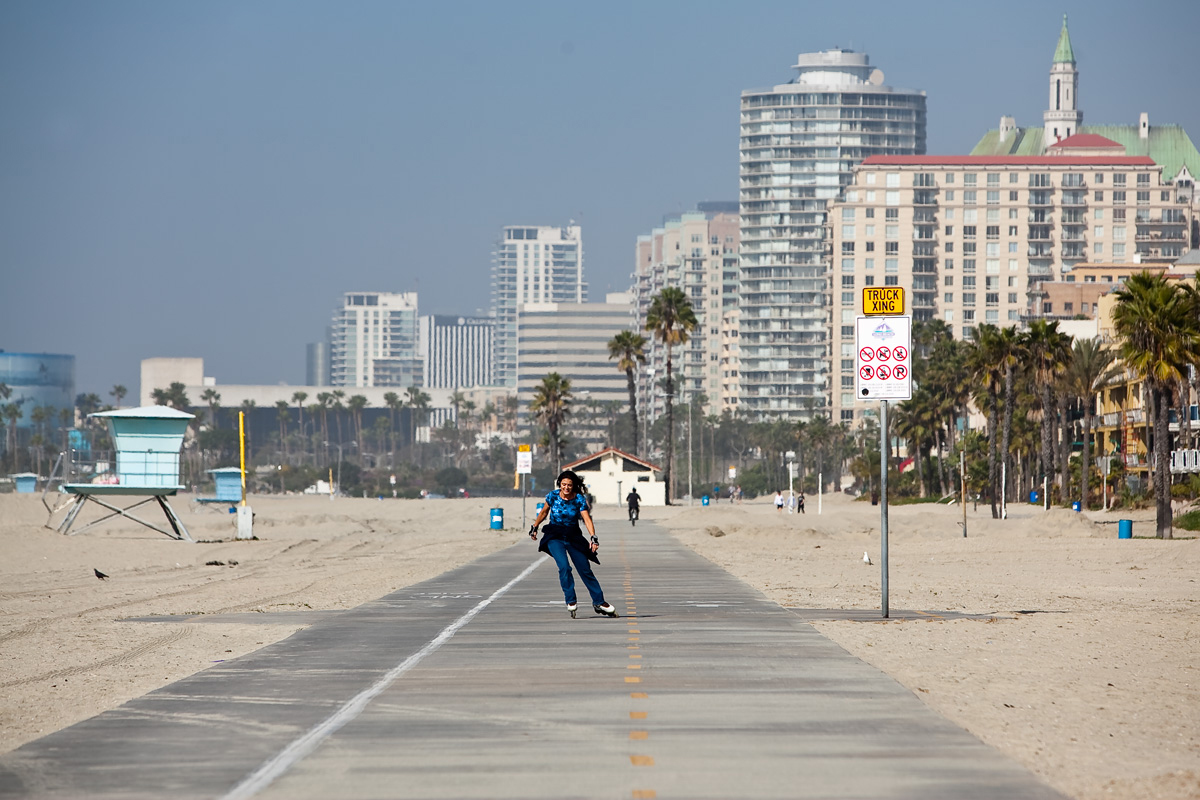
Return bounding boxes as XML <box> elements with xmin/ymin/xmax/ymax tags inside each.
<box><xmin>626</xmin><ymin>486</ymin><xmax>641</xmax><ymax>525</ymax></box>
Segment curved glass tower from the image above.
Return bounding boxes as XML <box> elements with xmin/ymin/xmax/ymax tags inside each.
<box><xmin>739</xmin><ymin>49</ymin><xmax>926</xmax><ymax>419</ymax></box>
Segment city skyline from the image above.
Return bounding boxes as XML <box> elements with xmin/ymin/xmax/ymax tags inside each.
<box><xmin>2</xmin><ymin>1</ymin><xmax>1198</xmax><ymax>396</ymax></box>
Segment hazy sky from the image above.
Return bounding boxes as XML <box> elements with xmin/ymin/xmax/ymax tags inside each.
<box><xmin>3</xmin><ymin>0</ymin><xmax>1198</xmax><ymax>398</ymax></box>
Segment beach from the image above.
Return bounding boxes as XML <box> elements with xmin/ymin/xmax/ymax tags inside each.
<box><xmin>1</xmin><ymin>490</ymin><xmax>1196</xmax><ymax>799</ymax></box>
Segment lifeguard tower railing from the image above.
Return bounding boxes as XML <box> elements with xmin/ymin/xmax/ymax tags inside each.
<box><xmin>44</xmin><ymin>406</ymin><xmax>195</xmax><ymax>541</ymax></box>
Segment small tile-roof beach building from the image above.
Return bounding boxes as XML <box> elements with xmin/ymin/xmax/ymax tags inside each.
<box><xmin>562</xmin><ymin>448</ymin><xmax>665</xmax><ymax>507</ymax></box>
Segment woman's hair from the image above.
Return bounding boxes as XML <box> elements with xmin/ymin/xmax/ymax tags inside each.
<box><xmin>556</xmin><ymin>470</ymin><xmax>581</xmax><ymax>488</ymax></box>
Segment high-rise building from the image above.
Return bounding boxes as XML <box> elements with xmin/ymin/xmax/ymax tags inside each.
<box><xmin>739</xmin><ymin>49</ymin><xmax>926</xmax><ymax>419</ymax></box>
<box><xmin>491</xmin><ymin>224</ymin><xmax>585</xmax><ymax>388</ymax></box>
<box><xmin>305</xmin><ymin>340</ymin><xmax>329</xmax><ymax>387</ymax></box>
<box><xmin>516</xmin><ymin>294</ymin><xmax>633</xmax><ymax>448</ymax></box>
<box><xmin>329</xmin><ymin>292</ymin><xmax>422</xmax><ymax>388</ymax></box>
<box><xmin>418</xmin><ymin>314</ymin><xmax>494</xmax><ymax>389</ymax></box>
<box><xmin>634</xmin><ymin>205</ymin><xmax>741</xmax><ymax>419</ymax></box>
<box><xmin>825</xmin><ymin>152</ymin><xmax>1191</xmax><ymax>425</ymax></box>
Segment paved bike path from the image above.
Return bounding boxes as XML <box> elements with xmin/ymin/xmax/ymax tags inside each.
<box><xmin>0</xmin><ymin>520</ymin><xmax>1065</xmax><ymax>799</ymax></box>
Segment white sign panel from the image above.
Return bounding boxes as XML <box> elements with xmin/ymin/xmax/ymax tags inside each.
<box><xmin>517</xmin><ymin>451</ymin><xmax>533</xmax><ymax>474</ymax></box>
<box><xmin>855</xmin><ymin>316</ymin><xmax>913</xmax><ymax>401</ymax></box>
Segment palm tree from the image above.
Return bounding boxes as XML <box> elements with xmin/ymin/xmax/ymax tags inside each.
<box><xmin>608</xmin><ymin>330</ymin><xmax>648</xmax><ymax>456</ymax></box>
<box><xmin>200</xmin><ymin>388</ymin><xmax>221</xmax><ymax>430</ymax></box>
<box><xmin>291</xmin><ymin>391</ymin><xmax>308</xmax><ymax>440</ymax></box>
<box><xmin>405</xmin><ymin>386</ymin><xmax>431</xmax><ymax>465</ymax></box>
<box><xmin>383</xmin><ymin>391</ymin><xmax>401</xmax><ymax>465</ymax></box>
<box><xmin>996</xmin><ymin>326</ymin><xmax>1022</xmax><ymax>507</ymax></box>
<box><xmin>645</xmin><ymin>288</ymin><xmax>698</xmax><ymax>504</ymax></box>
<box><xmin>110</xmin><ymin>384</ymin><xmax>127</xmax><ymax>408</ymax></box>
<box><xmin>331</xmin><ymin>390</ymin><xmax>346</xmax><ymax>445</ymax></box>
<box><xmin>530</xmin><ymin>373</ymin><xmax>572</xmax><ymax>474</ymax></box>
<box><xmin>275</xmin><ymin>400</ymin><xmax>290</xmax><ymax>459</ymax></box>
<box><xmin>3</xmin><ymin>403</ymin><xmax>21</xmax><ymax>471</ymax></box>
<box><xmin>1025</xmin><ymin>319</ymin><xmax>1072</xmax><ymax>502</ymax></box>
<box><xmin>968</xmin><ymin>324</ymin><xmax>1004</xmax><ymax>518</ymax></box>
<box><xmin>449</xmin><ymin>390</ymin><xmax>466</xmax><ymax>426</ymax></box>
<box><xmin>1064</xmin><ymin>338</ymin><xmax>1119</xmax><ymax>510</ymax></box>
<box><xmin>347</xmin><ymin>395</ymin><xmax>368</xmax><ymax>461</ymax></box>
<box><xmin>1112</xmin><ymin>272</ymin><xmax>1200</xmax><ymax>538</ymax></box>
<box><xmin>240</xmin><ymin>399</ymin><xmax>257</xmax><ymax>453</ymax></box>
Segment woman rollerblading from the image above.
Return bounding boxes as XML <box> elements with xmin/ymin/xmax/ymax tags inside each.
<box><xmin>529</xmin><ymin>470</ymin><xmax>618</xmax><ymax>619</ymax></box>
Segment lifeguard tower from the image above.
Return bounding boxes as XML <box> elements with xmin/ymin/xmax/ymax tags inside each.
<box><xmin>202</xmin><ymin>466</ymin><xmax>244</xmax><ymax>504</ymax></box>
<box><xmin>47</xmin><ymin>406</ymin><xmax>195</xmax><ymax>541</ymax></box>
<box><xmin>11</xmin><ymin>473</ymin><xmax>38</xmax><ymax>493</ymax></box>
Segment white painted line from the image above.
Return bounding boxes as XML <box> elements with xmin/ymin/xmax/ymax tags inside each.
<box><xmin>220</xmin><ymin>556</ymin><xmax>547</xmax><ymax>800</ymax></box>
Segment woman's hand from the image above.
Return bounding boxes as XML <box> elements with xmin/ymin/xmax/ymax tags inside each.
<box><xmin>590</xmin><ymin>535</ymin><xmax>599</xmax><ymax>553</ymax></box>
<box><xmin>529</xmin><ymin>525</ymin><xmax>539</xmax><ymax>541</ymax></box>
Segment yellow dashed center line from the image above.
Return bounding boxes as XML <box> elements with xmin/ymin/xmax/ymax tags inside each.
<box><xmin>630</xmin><ymin>730</ymin><xmax>649</xmax><ymax>740</ymax></box>
<box><xmin>630</xmin><ymin>711</ymin><xmax>648</xmax><ymax>719</ymax></box>
<box><xmin>630</xmin><ymin>755</ymin><xmax>655</xmax><ymax>766</ymax></box>
<box><xmin>623</xmin><ymin>545</ymin><xmax>654</xmax><ymax>797</ymax></box>
<box><xmin>633</xmin><ymin>790</ymin><xmax>657</xmax><ymax>798</ymax></box>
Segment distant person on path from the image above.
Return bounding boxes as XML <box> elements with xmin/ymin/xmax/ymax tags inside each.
<box><xmin>626</xmin><ymin>487</ymin><xmax>641</xmax><ymax>525</ymax></box>
<box><xmin>796</xmin><ymin>489</ymin><xmax>806</xmax><ymax>514</ymax></box>
<box><xmin>774</xmin><ymin>491</ymin><xmax>785</xmax><ymax>512</ymax></box>
<box><xmin>530</xmin><ymin>470</ymin><xmax>619</xmax><ymax>619</ymax></box>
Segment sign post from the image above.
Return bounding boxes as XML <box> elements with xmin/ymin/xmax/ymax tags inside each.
<box><xmin>517</xmin><ymin>445</ymin><xmax>532</xmax><ymax>531</ymax></box>
<box><xmin>855</xmin><ymin>313</ymin><xmax>912</xmax><ymax>619</ymax></box>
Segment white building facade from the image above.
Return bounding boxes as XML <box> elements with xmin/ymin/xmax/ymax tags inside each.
<box><xmin>739</xmin><ymin>49</ymin><xmax>926</xmax><ymax>420</ymax></box>
<box><xmin>491</xmin><ymin>225</ymin><xmax>586</xmax><ymax>388</ymax></box>
<box><xmin>329</xmin><ymin>291</ymin><xmax>422</xmax><ymax>388</ymax></box>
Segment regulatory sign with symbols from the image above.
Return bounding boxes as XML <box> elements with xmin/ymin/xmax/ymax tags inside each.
<box><xmin>862</xmin><ymin>287</ymin><xmax>905</xmax><ymax>315</ymax></box>
<box><xmin>517</xmin><ymin>444</ymin><xmax>533</xmax><ymax>474</ymax></box>
<box><xmin>855</xmin><ymin>316</ymin><xmax>912</xmax><ymax>401</ymax></box>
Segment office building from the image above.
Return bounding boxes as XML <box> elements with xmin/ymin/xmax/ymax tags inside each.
<box><xmin>419</xmin><ymin>314</ymin><xmax>494</xmax><ymax>389</ymax></box>
<box><xmin>329</xmin><ymin>292</ymin><xmax>422</xmax><ymax>388</ymax></box>
<box><xmin>825</xmin><ymin>152</ymin><xmax>1191</xmax><ymax>425</ymax></box>
<box><xmin>516</xmin><ymin>294</ymin><xmax>633</xmax><ymax>447</ymax></box>
<box><xmin>634</xmin><ymin>204</ymin><xmax>740</xmax><ymax>418</ymax></box>
<box><xmin>491</xmin><ymin>225</ymin><xmax>586</xmax><ymax>388</ymax></box>
<box><xmin>739</xmin><ymin>48</ymin><xmax>926</xmax><ymax>419</ymax></box>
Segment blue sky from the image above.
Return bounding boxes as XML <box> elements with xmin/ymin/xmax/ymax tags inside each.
<box><xmin>2</xmin><ymin>0</ymin><xmax>1197</xmax><ymax>397</ymax></box>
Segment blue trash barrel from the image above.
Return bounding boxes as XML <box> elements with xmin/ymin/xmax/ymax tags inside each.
<box><xmin>536</xmin><ymin>502</ymin><xmax>544</xmax><ymax>513</ymax></box>
<box><xmin>702</xmin><ymin>495</ymin><xmax>710</xmax><ymax>506</ymax></box>
<box><xmin>1072</xmin><ymin>501</ymin><xmax>1081</xmax><ymax>512</ymax></box>
<box><xmin>1118</xmin><ymin>519</ymin><xmax>1132</xmax><ymax>539</ymax></box>
<box><xmin>490</xmin><ymin>508</ymin><xmax>504</xmax><ymax>530</ymax></box>
<box><xmin>1029</xmin><ymin>490</ymin><xmax>1039</xmax><ymax>503</ymax></box>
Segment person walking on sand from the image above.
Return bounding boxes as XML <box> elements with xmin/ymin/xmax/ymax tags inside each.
<box><xmin>530</xmin><ymin>470</ymin><xmax>619</xmax><ymax>619</ymax></box>
<box><xmin>774</xmin><ymin>490</ymin><xmax>785</xmax><ymax>513</ymax></box>
<box><xmin>796</xmin><ymin>489</ymin><xmax>806</xmax><ymax>514</ymax></box>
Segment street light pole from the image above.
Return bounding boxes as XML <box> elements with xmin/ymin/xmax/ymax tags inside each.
<box><xmin>687</xmin><ymin>393</ymin><xmax>693</xmax><ymax>505</ymax></box>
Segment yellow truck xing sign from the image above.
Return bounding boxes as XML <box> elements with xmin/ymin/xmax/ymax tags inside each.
<box><xmin>862</xmin><ymin>287</ymin><xmax>905</xmax><ymax>315</ymax></box>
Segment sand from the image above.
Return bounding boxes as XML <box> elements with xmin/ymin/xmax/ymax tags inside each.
<box><xmin>1</xmin><ymin>490</ymin><xmax>1197</xmax><ymax>799</ymax></box>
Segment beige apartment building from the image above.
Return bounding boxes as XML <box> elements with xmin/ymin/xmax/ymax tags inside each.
<box><xmin>826</xmin><ymin>151</ymin><xmax>1191</xmax><ymax>425</ymax></box>
<box><xmin>634</xmin><ymin>206</ymin><xmax>741</xmax><ymax>420</ymax></box>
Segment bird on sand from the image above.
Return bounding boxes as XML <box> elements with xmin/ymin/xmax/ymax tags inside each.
<box><xmin>862</xmin><ymin>552</ymin><xmax>872</xmax><ymax>565</ymax></box>
<box><xmin>93</xmin><ymin>568</ymin><xmax>109</xmax><ymax>580</ymax></box>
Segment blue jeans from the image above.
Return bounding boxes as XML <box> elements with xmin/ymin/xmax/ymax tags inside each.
<box><xmin>544</xmin><ymin>538</ymin><xmax>605</xmax><ymax>606</ymax></box>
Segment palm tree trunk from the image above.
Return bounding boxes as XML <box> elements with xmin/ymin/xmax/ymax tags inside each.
<box><xmin>626</xmin><ymin>367</ymin><xmax>640</xmax><ymax>455</ymax></box>
<box><xmin>1082</xmin><ymin>407</ymin><xmax>1093</xmax><ymax>510</ymax></box>
<box><xmin>1039</xmin><ymin>384</ymin><xmax>1055</xmax><ymax>501</ymax></box>
<box><xmin>665</xmin><ymin>348</ymin><xmax>674</xmax><ymax>504</ymax></box>
<box><xmin>1153</xmin><ymin>382</ymin><xmax>1173</xmax><ymax>538</ymax></box>
<box><xmin>987</xmin><ymin>386</ymin><xmax>999</xmax><ymax>519</ymax></box>
<box><xmin>1058</xmin><ymin>393</ymin><xmax>1071</xmax><ymax>501</ymax></box>
<box><xmin>1002</xmin><ymin>364</ymin><xmax>1015</xmax><ymax>505</ymax></box>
